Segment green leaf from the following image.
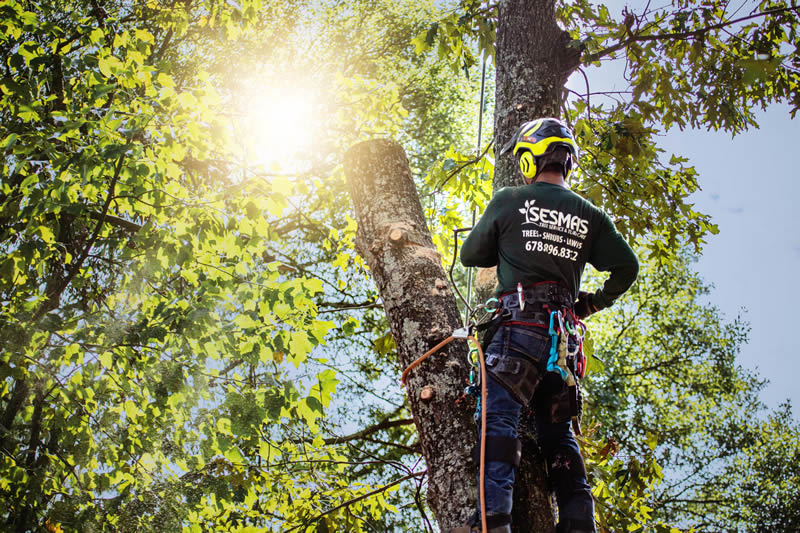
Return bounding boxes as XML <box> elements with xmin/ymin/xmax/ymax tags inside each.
<box><xmin>37</xmin><ymin>225</ymin><xmax>55</xmax><ymax>244</ymax></box>
<box><xmin>89</xmin><ymin>28</ymin><xmax>105</xmax><ymax>44</ymax></box>
<box><xmin>645</xmin><ymin>432</ymin><xmax>658</xmax><ymax>451</ymax></box>
<box><xmin>99</xmin><ymin>352</ymin><xmax>113</xmax><ymax>369</ymax></box>
<box><xmin>2</xmin><ymin>133</ymin><xmax>18</xmax><ymax>149</ymax></box>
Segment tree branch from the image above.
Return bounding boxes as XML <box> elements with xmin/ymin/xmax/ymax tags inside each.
<box><xmin>24</xmin><ymin>385</ymin><xmax>45</xmax><ymax>470</ymax></box>
<box><xmin>284</xmin><ymin>470</ymin><xmax>426</xmax><ymax>532</ymax></box>
<box><xmin>317</xmin><ymin>300</ymin><xmax>380</xmax><ymax>313</ymax></box>
<box><xmin>0</xmin><ymin>379</ymin><xmax>29</xmax><ymax>455</ymax></box>
<box><xmin>585</xmin><ymin>6</ymin><xmax>799</xmax><ymax>64</ymax></box>
<box><xmin>60</xmin><ymin>210</ymin><xmax>143</xmax><ymax>233</ymax></box>
<box><xmin>34</xmin><ymin>153</ymin><xmax>127</xmax><ymax>322</ymax></box>
<box><xmin>359</xmin><ymin>436</ymin><xmax>419</xmax><ymax>455</ymax></box>
<box><xmin>322</xmin><ymin>418</ymin><xmax>414</xmax><ymax>446</ymax></box>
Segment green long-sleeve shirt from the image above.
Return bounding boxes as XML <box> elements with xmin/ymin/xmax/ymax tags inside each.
<box><xmin>460</xmin><ymin>182</ymin><xmax>638</xmax><ymax>310</ymax></box>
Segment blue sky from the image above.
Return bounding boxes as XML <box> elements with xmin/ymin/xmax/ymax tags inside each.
<box><xmin>659</xmin><ymin>104</ymin><xmax>799</xmax><ymax>413</ymax></box>
<box><xmin>564</xmin><ymin>0</ymin><xmax>800</xmax><ymax>416</ymax></box>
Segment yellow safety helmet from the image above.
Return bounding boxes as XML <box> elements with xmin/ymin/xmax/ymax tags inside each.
<box><xmin>499</xmin><ymin>118</ymin><xmax>579</xmax><ymax>180</ymax></box>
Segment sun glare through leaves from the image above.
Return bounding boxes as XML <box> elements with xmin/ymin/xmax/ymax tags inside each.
<box><xmin>232</xmin><ymin>81</ymin><xmax>325</xmax><ymax>173</ymax></box>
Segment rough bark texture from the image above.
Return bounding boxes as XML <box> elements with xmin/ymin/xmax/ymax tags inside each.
<box><xmin>493</xmin><ymin>0</ymin><xmax>582</xmax><ymax>190</ymax></box>
<box><xmin>344</xmin><ymin>139</ymin><xmax>477</xmax><ymax>531</ymax></box>
<box><xmin>490</xmin><ymin>1</ymin><xmax>582</xmax><ymax>530</ymax></box>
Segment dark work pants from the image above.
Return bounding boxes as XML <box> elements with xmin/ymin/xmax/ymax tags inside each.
<box><xmin>478</xmin><ymin>324</ymin><xmax>595</xmax><ymax>531</ymax></box>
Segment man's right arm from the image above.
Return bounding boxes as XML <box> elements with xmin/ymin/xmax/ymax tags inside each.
<box><xmin>459</xmin><ymin>189</ymin><xmax>506</xmax><ymax>268</ymax></box>
<box><xmin>586</xmin><ymin>212</ymin><xmax>639</xmax><ymax>311</ymax></box>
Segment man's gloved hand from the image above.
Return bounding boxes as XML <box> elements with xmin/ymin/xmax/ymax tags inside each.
<box><xmin>574</xmin><ymin>291</ymin><xmax>597</xmax><ymax>319</ymax></box>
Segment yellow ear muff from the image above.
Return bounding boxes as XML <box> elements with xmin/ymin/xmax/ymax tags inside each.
<box><xmin>519</xmin><ymin>151</ymin><xmax>537</xmax><ymax>179</ymax></box>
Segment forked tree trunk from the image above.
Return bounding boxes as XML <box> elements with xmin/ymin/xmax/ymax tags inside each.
<box><xmin>344</xmin><ymin>139</ymin><xmax>476</xmax><ymax>531</ymax></box>
<box><xmin>344</xmin><ymin>1</ymin><xmax>583</xmax><ymax>530</ymax></box>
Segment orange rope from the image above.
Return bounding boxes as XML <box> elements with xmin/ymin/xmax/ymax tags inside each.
<box><xmin>468</xmin><ymin>335</ymin><xmax>488</xmax><ymax>533</ymax></box>
<box><xmin>400</xmin><ymin>336</ymin><xmax>456</xmax><ymax>385</ymax></box>
<box><xmin>400</xmin><ymin>334</ymin><xmax>489</xmax><ymax>532</ymax></box>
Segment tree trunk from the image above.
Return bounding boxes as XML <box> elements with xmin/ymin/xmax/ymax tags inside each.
<box><xmin>490</xmin><ymin>2</ymin><xmax>583</xmax><ymax>530</ymax></box>
<box><xmin>344</xmin><ymin>139</ymin><xmax>477</xmax><ymax>531</ymax></box>
<box><xmin>493</xmin><ymin>0</ymin><xmax>581</xmax><ymax>190</ymax></box>
<box><xmin>344</xmin><ymin>2</ymin><xmax>584</xmax><ymax>531</ymax></box>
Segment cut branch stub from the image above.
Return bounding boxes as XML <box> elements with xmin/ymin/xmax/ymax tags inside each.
<box><xmin>420</xmin><ymin>385</ymin><xmax>435</xmax><ymax>401</ymax></box>
<box><xmin>344</xmin><ymin>139</ymin><xmax>477</xmax><ymax>530</ymax></box>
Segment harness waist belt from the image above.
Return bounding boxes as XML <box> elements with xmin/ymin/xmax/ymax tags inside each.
<box><xmin>505</xmin><ymin>309</ymin><xmax>551</xmax><ymax>325</ymax></box>
<box><xmin>500</xmin><ymin>282</ymin><xmax>574</xmax><ymax>311</ymax></box>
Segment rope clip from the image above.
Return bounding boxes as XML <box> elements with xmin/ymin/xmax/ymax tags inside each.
<box><xmin>556</xmin><ymin>309</ymin><xmax>566</xmax><ymax>334</ymax></box>
<box><xmin>466</xmin><ymin>346</ymin><xmax>479</xmax><ymax>366</ymax></box>
<box><xmin>452</xmin><ymin>326</ymin><xmax>470</xmax><ymax>339</ymax></box>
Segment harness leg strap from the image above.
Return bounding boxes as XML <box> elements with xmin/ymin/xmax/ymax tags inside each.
<box><xmin>473</xmin><ymin>435</ymin><xmax>522</xmax><ymax>467</ymax></box>
<box><xmin>485</xmin><ymin>352</ymin><xmax>542</xmax><ymax>405</ymax></box>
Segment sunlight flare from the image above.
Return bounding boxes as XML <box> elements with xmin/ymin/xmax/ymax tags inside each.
<box><xmin>236</xmin><ymin>84</ymin><xmax>321</xmax><ymax>170</ymax></box>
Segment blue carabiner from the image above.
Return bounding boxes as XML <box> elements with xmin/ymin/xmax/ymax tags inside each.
<box><xmin>547</xmin><ymin>310</ymin><xmax>569</xmax><ymax>380</ymax></box>
<box><xmin>548</xmin><ymin>310</ymin><xmax>558</xmax><ymax>349</ymax></box>
<box><xmin>546</xmin><ymin>311</ymin><xmax>560</xmax><ymax>373</ymax></box>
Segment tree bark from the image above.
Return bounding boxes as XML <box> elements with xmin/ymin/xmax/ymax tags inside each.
<box><xmin>344</xmin><ymin>139</ymin><xmax>477</xmax><ymax>531</ymax></box>
<box><xmin>489</xmin><ymin>2</ymin><xmax>583</xmax><ymax>530</ymax></box>
<box><xmin>344</xmin><ymin>2</ymin><xmax>584</xmax><ymax>531</ymax></box>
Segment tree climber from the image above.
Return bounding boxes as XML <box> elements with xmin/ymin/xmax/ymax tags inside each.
<box><xmin>453</xmin><ymin>118</ymin><xmax>639</xmax><ymax>533</ymax></box>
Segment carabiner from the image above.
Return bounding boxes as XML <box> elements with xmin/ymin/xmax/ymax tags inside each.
<box><xmin>556</xmin><ymin>309</ymin><xmax>566</xmax><ymax>336</ymax></box>
<box><xmin>517</xmin><ymin>282</ymin><xmax>525</xmax><ymax>311</ymax></box>
<box><xmin>484</xmin><ymin>297</ymin><xmax>500</xmax><ymax>313</ymax></box>
<box><xmin>547</xmin><ymin>311</ymin><xmax>568</xmax><ymax>380</ymax></box>
<box><xmin>466</xmin><ymin>346</ymin><xmax>479</xmax><ymax>367</ymax></box>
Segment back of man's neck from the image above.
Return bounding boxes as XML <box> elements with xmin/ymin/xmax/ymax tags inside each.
<box><xmin>527</xmin><ymin>171</ymin><xmax>567</xmax><ymax>187</ymax></box>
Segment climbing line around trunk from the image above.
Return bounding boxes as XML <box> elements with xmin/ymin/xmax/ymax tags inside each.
<box><xmin>401</xmin><ymin>333</ymin><xmax>489</xmax><ymax>533</ymax></box>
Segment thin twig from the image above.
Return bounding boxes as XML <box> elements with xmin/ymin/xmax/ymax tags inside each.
<box><xmin>585</xmin><ymin>6</ymin><xmax>799</xmax><ymax>63</ymax></box>
<box><xmin>427</xmin><ymin>140</ymin><xmax>495</xmax><ymax>196</ymax></box>
<box><xmin>284</xmin><ymin>471</ymin><xmax>427</xmax><ymax>532</ymax></box>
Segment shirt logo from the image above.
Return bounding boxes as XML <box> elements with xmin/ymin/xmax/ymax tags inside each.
<box><xmin>519</xmin><ymin>199</ymin><xmax>589</xmax><ymax>235</ymax></box>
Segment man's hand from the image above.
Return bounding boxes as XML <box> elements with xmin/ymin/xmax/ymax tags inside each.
<box><xmin>574</xmin><ymin>291</ymin><xmax>597</xmax><ymax>319</ymax></box>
